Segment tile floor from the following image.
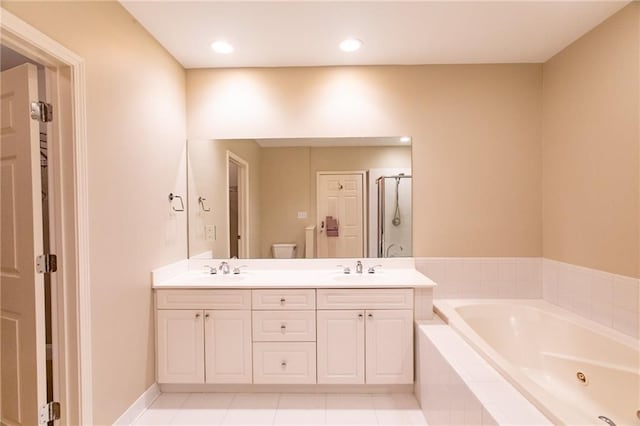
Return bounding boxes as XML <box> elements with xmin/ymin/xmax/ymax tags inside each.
<box><xmin>133</xmin><ymin>392</ymin><xmax>428</xmax><ymax>425</ymax></box>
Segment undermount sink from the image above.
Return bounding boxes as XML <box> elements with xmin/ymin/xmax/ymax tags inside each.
<box><xmin>185</xmin><ymin>271</ymin><xmax>247</xmax><ymax>284</ymax></box>
<box><xmin>332</xmin><ymin>273</ymin><xmax>389</xmax><ymax>283</ymax></box>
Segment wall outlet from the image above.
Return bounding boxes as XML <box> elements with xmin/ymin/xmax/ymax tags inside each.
<box><xmin>297</xmin><ymin>211</ymin><xmax>307</xmax><ymax>219</ymax></box>
<box><xmin>205</xmin><ymin>225</ymin><xmax>215</xmax><ymax>241</ymax></box>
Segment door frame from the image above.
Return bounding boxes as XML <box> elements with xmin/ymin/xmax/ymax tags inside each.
<box><xmin>315</xmin><ymin>170</ymin><xmax>367</xmax><ymax>257</ymax></box>
<box><xmin>226</xmin><ymin>151</ymin><xmax>250</xmax><ymax>258</ymax></box>
<box><xmin>1</xmin><ymin>9</ymin><xmax>92</xmax><ymax>424</ymax></box>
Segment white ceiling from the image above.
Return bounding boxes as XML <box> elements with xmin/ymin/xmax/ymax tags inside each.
<box><xmin>121</xmin><ymin>1</ymin><xmax>629</xmax><ymax>69</ymax></box>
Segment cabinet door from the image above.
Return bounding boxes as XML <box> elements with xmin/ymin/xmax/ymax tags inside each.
<box><xmin>317</xmin><ymin>310</ymin><xmax>365</xmax><ymax>384</ymax></box>
<box><xmin>204</xmin><ymin>310</ymin><xmax>252</xmax><ymax>383</ymax></box>
<box><xmin>156</xmin><ymin>310</ymin><xmax>204</xmax><ymax>383</ymax></box>
<box><xmin>365</xmin><ymin>309</ymin><xmax>414</xmax><ymax>384</ymax></box>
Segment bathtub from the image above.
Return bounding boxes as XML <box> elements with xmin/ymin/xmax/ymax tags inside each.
<box><xmin>435</xmin><ymin>299</ymin><xmax>640</xmax><ymax>426</ymax></box>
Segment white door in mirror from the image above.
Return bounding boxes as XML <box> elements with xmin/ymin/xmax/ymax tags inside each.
<box><xmin>317</xmin><ymin>173</ymin><xmax>364</xmax><ymax>258</ymax></box>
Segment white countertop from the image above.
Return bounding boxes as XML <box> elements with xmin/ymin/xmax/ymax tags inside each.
<box><xmin>153</xmin><ymin>268</ymin><xmax>436</xmax><ymax>289</ymax></box>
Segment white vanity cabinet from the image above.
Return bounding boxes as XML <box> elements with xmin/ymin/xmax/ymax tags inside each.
<box><xmin>154</xmin><ymin>285</ymin><xmax>420</xmax><ymax>387</ymax></box>
<box><xmin>251</xmin><ymin>289</ymin><xmax>317</xmax><ymax>384</ymax></box>
<box><xmin>156</xmin><ymin>309</ymin><xmax>205</xmax><ymax>383</ymax></box>
<box><xmin>155</xmin><ymin>290</ymin><xmax>252</xmax><ymax>384</ymax></box>
<box><xmin>317</xmin><ymin>289</ymin><xmax>414</xmax><ymax>385</ymax></box>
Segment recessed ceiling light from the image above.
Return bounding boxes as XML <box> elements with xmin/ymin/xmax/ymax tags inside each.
<box><xmin>400</xmin><ymin>136</ymin><xmax>411</xmax><ymax>143</ymax></box>
<box><xmin>211</xmin><ymin>40</ymin><xmax>234</xmax><ymax>54</ymax></box>
<box><xmin>339</xmin><ymin>38</ymin><xmax>363</xmax><ymax>52</ymax></box>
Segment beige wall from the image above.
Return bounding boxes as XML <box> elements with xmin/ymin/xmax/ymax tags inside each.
<box><xmin>259</xmin><ymin>147</ymin><xmax>310</xmax><ymax>257</ymax></box>
<box><xmin>188</xmin><ymin>139</ymin><xmax>261</xmax><ymax>258</ymax></box>
<box><xmin>258</xmin><ymin>145</ymin><xmax>411</xmax><ymax>258</ymax></box>
<box><xmin>3</xmin><ymin>2</ymin><xmax>187</xmax><ymax>423</ymax></box>
<box><xmin>542</xmin><ymin>3</ymin><xmax>640</xmax><ymax>278</ymax></box>
<box><xmin>188</xmin><ymin>64</ymin><xmax>543</xmax><ymax>257</ymax></box>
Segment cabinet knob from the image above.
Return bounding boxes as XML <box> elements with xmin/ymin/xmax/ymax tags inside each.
<box><xmin>280</xmin><ymin>324</ymin><xmax>287</xmax><ymax>331</ymax></box>
<box><xmin>205</xmin><ymin>313</ymin><xmax>210</xmax><ymax>319</ymax></box>
<box><xmin>281</xmin><ymin>361</ymin><xmax>287</xmax><ymax>368</ymax></box>
<box><xmin>358</xmin><ymin>313</ymin><xmax>364</xmax><ymax>318</ymax></box>
<box><xmin>280</xmin><ymin>298</ymin><xmax>286</xmax><ymax>304</ymax></box>
<box><xmin>195</xmin><ymin>313</ymin><xmax>201</xmax><ymax>319</ymax></box>
<box><xmin>368</xmin><ymin>313</ymin><xmax>373</xmax><ymax>319</ymax></box>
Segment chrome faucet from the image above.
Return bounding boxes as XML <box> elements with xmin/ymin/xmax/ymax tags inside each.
<box><xmin>355</xmin><ymin>260</ymin><xmax>363</xmax><ymax>274</ymax></box>
<box><xmin>203</xmin><ymin>265</ymin><xmax>217</xmax><ymax>275</ymax></box>
<box><xmin>218</xmin><ymin>261</ymin><xmax>230</xmax><ymax>274</ymax></box>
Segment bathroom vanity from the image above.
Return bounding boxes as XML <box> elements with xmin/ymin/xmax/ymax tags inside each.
<box><xmin>152</xmin><ymin>260</ymin><xmax>435</xmax><ymax>389</ymax></box>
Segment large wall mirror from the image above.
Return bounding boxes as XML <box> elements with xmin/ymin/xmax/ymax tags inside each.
<box><xmin>187</xmin><ymin>137</ymin><xmax>412</xmax><ymax>259</ymax></box>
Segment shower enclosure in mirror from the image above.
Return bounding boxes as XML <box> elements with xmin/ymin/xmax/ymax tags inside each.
<box><xmin>376</xmin><ymin>174</ymin><xmax>412</xmax><ymax>258</ymax></box>
<box><xmin>187</xmin><ymin>137</ymin><xmax>412</xmax><ymax>259</ymax></box>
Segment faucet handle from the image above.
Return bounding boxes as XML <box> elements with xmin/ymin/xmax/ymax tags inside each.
<box><xmin>233</xmin><ymin>265</ymin><xmax>248</xmax><ymax>275</ymax></box>
<box><xmin>336</xmin><ymin>264</ymin><xmax>351</xmax><ymax>274</ymax></box>
<box><xmin>203</xmin><ymin>265</ymin><xmax>217</xmax><ymax>275</ymax></box>
<box><xmin>367</xmin><ymin>264</ymin><xmax>383</xmax><ymax>274</ymax></box>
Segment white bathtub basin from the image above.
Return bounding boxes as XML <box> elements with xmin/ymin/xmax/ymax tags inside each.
<box><xmin>435</xmin><ymin>299</ymin><xmax>640</xmax><ymax>426</ymax></box>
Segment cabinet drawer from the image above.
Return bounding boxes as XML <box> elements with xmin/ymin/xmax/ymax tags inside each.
<box><xmin>156</xmin><ymin>289</ymin><xmax>251</xmax><ymax>310</ymax></box>
<box><xmin>317</xmin><ymin>289</ymin><xmax>413</xmax><ymax>310</ymax></box>
<box><xmin>252</xmin><ymin>311</ymin><xmax>316</xmax><ymax>342</ymax></box>
<box><xmin>252</xmin><ymin>289</ymin><xmax>315</xmax><ymax>310</ymax></box>
<box><xmin>253</xmin><ymin>342</ymin><xmax>316</xmax><ymax>384</ymax></box>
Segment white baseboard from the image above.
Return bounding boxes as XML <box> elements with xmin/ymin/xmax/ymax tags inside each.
<box><xmin>113</xmin><ymin>383</ymin><xmax>160</xmax><ymax>425</ymax></box>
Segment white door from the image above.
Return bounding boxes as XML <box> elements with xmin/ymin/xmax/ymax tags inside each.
<box><xmin>1</xmin><ymin>63</ymin><xmax>47</xmax><ymax>426</ymax></box>
<box><xmin>156</xmin><ymin>310</ymin><xmax>205</xmax><ymax>383</ymax></box>
<box><xmin>365</xmin><ymin>310</ymin><xmax>414</xmax><ymax>384</ymax></box>
<box><xmin>227</xmin><ymin>152</ymin><xmax>249</xmax><ymax>259</ymax></box>
<box><xmin>204</xmin><ymin>310</ymin><xmax>252</xmax><ymax>383</ymax></box>
<box><xmin>317</xmin><ymin>310</ymin><xmax>365</xmax><ymax>384</ymax></box>
<box><xmin>317</xmin><ymin>173</ymin><xmax>364</xmax><ymax>258</ymax></box>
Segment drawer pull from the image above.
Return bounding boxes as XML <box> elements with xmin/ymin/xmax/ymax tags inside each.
<box><xmin>280</xmin><ymin>324</ymin><xmax>287</xmax><ymax>332</ymax></box>
<box><xmin>205</xmin><ymin>313</ymin><xmax>210</xmax><ymax>319</ymax></box>
<box><xmin>281</xmin><ymin>360</ymin><xmax>287</xmax><ymax>368</ymax></box>
<box><xmin>280</xmin><ymin>298</ymin><xmax>286</xmax><ymax>304</ymax></box>
<box><xmin>358</xmin><ymin>313</ymin><xmax>363</xmax><ymax>319</ymax></box>
<box><xmin>195</xmin><ymin>313</ymin><xmax>201</xmax><ymax>319</ymax></box>
<box><xmin>368</xmin><ymin>313</ymin><xmax>373</xmax><ymax>319</ymax></box>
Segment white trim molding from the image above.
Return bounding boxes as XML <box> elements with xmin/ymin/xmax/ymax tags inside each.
<box><xmin>112</xmin><ymin>383</ymin><xmax>160</xmax><ymax>426</ymax></box>
<box><xmin>1</xmin><ymin>8</ymin><xmax>93</xmax><ymax>424</ymax></box>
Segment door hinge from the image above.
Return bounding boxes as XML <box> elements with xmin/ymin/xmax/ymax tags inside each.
<box><xmin>36</xmin><ymin>254</ymin><xmax>57</xmax><ymax>273</ymax></box>
<box><xmin>30</xmin><ymin>101</ymin><xmax>53</xmax><ymax>123</ymax></box>
<box><xmin>40</xmin><ymin>401</ymin><xmax>61</xmax><ymax>423</ymax></box>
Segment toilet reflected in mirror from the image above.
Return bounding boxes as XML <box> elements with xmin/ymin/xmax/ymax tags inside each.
<box><xmin>272</xmin><ymin>243</ymin><xmax>297</xmax><ymax>259</ymax></box>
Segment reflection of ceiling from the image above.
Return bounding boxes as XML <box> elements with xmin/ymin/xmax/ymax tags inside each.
<box><xmin>255</xmin><ymin>137</ymin><xmax>411</xmax><ymax>148</ymax></box>
<box><xmin>0</xmin><ymin>45</ymin><xmax>41</xmax><ymax>71</ymax></box>
<box><xmin>120</xmin><ymin>1</ymin><xmax>629</xmax><ymax>69</ymax></box>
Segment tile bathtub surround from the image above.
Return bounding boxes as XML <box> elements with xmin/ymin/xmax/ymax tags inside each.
<box><xmin>415</xmin><ymin>324</ymin><xmax>551</xmax><ymax>426</ymax></box>
<box><xmin>132</xmin><ymin>392</ymin><xmax>428</xmax><ymax>425</ymax></box>
<box><xmin>542</xmin><ymin>259</ymin><xmax>640</xmax><ymax>339</ymax></box>
<box><xmin>415</xmin><ymin>257</ymin><xmax>542</xmax><ymax>299</ymax></box>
